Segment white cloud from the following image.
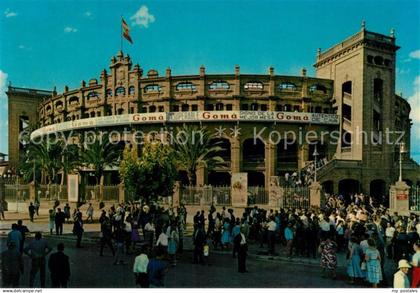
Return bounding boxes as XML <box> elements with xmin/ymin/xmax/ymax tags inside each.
<box><xmin>130</xmin><ymin>5</ymin><xmax>155</xmax><ymax>28</ymax></box>
<box><xmin>397</xmin><ymin>67</ymin><xmax>410</xmax><ymax>75</ymax></box>
<box><xmin>4</xmin><ymin>8</ymin><xmax>17</xmax><ymax>18</ymax></box>
<box><xmin>64</xmin><ymin>26</ymin><xmax>78</xmax><ymax>33</ymax></box>
<box><xmin>84</xmin><ymin>11</ymin><xmax>93</xmax><ymax>18</ymax></box>
<box><xmin>0</xmin><ymin>70</ymin><xmax>8</xmax><ymax>99</ymax></box>
<box><xmin>409</xmin><ymin>50</ymin><xmax>420</xmax><ymax>60</ymax></box>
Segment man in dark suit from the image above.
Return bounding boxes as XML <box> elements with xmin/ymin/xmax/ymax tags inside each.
<box><xmin>234</xmin><ymin>227</ymin><xmax>248</xmax><ymax>273</ymax></box>
<box><xmin>1</xmin><ymin>242</ymin><xmax>24</xmax><ymax>287</ymax></box>
<box><xmin>55</xmin><ymin>208</ymin><xmax>66</xmax><ymax>235</ymax></box>
<box><xmin>48</xmin><ymin>243</ymin><xmax>70</xmax><ymax>288</ymax></box>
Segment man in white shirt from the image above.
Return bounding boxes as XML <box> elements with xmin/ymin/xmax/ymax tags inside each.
<box><xmin>133</xmin><ymin>248</ymin><xmax>149</xmax><ymax>287</ymax></box>
<box><xmin>394</xmin><ymin>259</ymin><xmax>411</xmax><ymax>288</ymax></box>
<box><xmin>267</xmin><ymin>217</ymin><xmax>277</xmax><ymax>255</ymax></box>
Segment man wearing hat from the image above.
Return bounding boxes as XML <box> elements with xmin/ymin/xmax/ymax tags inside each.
<box><xmin>394</xmin><ymin>259</ymin><xmax>411</xmax><ymax>288</ymax></box>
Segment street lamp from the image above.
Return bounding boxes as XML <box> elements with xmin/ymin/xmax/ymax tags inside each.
<box><xmin>398</xmin><ymin>142</ymin><xmax>406</xmax><ymax>182</ymax></box>
<box><xmin>313</xmin><ymin>144</ymin><xmax>319</xmax><ymax>183</ymax></box>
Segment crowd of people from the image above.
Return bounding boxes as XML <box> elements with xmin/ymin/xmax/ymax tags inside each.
<box><xmin>3</xmin><ymin>192</ymin><xmax>420</xmax><ymax>288</ymax></box>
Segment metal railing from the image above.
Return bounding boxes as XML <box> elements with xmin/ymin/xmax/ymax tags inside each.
<box><xmin>39</xmin><ymin>184</ymin><xmax>68</xmax><ymax>200</ymax></box>
<box><xmin>180</xmin><ymin>185</ymin><xmax>231</xmax><ymax>206</ymax></box>
<box><xmin>248</xmin><ymin>186</ymin><xmax>268</xmax><ymax>205</ymax></box>
<box><xmin>282</xmin><ymin>186</ymin><xmax>310</xmax><ymax>209</ymax></box>
<box><xmin>4</xmin><ymin>184</ymin><xmax>30</xmax><ymax>201</ymax></box>
<box><xmin>410</xmin><ymin>186</ymin><xmax>420</xmax><ymax>211</ymax></box>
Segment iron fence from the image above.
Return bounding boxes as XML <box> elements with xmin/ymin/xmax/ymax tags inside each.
<box><xmin>180</xmin><ymin>185</ymin><xmax>231</xmax><ymax>206</ymax></box>
<box><xmin>39</xmin><ymin>184</ymin><xmax>68</xmax><ymax>200</ymax></box>
<box><xmin>282</xmin><ymin>186</ymin><xmax>310</xmax><ymax>209</ymax></box>
<box><xmin>410</xmin><ymin>186</ymin><xmax>420</xmax><ymax>211</ymax></box>
<box><xmin>4</xmin><ymin>184</ymin><xmax>30</xmax><ymax>201</ymax></box>
<box><xmin>248</xmin><ymin>186</ymin><xmax>268</xmax><ymax>205</ymax></box>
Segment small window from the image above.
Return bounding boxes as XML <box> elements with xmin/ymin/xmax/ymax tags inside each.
<box><xmin>284</xmin><ymin>104</ymin><xmax>292</xmax><ymax>111</ymax></box>
<box><xmin>260</xmin><ymin>104</ymin><xmax>268</xmax><ymax>111</ymax></box>
<box><xmin>158</xmin><ymin>106</ymin><xmax>164</xmax><ymax>112</ymax></box>
<box><xmin>97</xmin><ymin>111</ymin><xmax>101</xmax><ymax>117</ymax></box>
<box><xmin>55</xmin><ymin>101</ymin><xmax>63</xmax><ymax>109</ymax></box>
<box><xmin>142</xmin><ymin>107</ymin><xmax>147</xmax><ymax>113</ymax></box>
<box><xmin>149</xmin><ymin>105</ymin><xmax>157</xmax><ymax>113</ymax></box>
<box><xmin>241</xmin><ymin>104</ymin><xmax>249</xmax><ymax>110</ymax></box>
<box><xmin>374</xmin><ymin>56</ymin><xmax>383</xmax><ymax>65</ymax></box>
<box><xmin>176</xmin><ymin>82</ymin><xmax>196</xmax><ymax>91</ymax></box>
<box><xmin>91</xmin><ymin>112</ymin><xmax>96</xmax><ymax>118</ymax></box>
<box><xmin>128</xmin><ymin>86</ymin><xmax>135</xmax><ymax>95</ymax></box>
<box><xmin>46</xmin><ymin>105</ymin><xmax>52</xmax><ymax>112</ymax></box>
<box><xmin>181</xmin><ymin>104</ymin><xmax>189</xmax><ymax>112</ymax></box>
<box><xmin>342</xmin><ymin>131</ymin><xmax>352</xmax><ymax>148</ymax></box>
<box><xmin>324</xmin><ymin>108</ymin><xmax>330</xmax><ymax>114</ymax></box>
<box><xmin>172</xmin><ymin>105</ymin><xmax>179</xmax><ymax>112</ymax></box>
<box><xmin>342</xmin><ymin>103</ymin><xmax>352</xmax><ymax>121</ymax></box>
<box><xmin>106</xmin><ymin>89</ymin><xmax>113</xmax><ymax>97</ymax></box>
<box><xmin>278</xmin><ymin>82</ymin><xmax>297</xmax><ymax>91</ymax></box>
<box><xmin>209</xmin><ymin>81</ymin><xmax>230</xmax><ymax>90</ymax></box>
<box><xmin>293</xmin><ymin>105</ymin><xmax>300</xmax><ymax>112</ymax></box>
<box><xmin>191</xmin><ymin>105</ymin><xmax>198</xmax><ymax>111</ymax></box>
<box><xmin>250</xmin><ymin>103</ymin><xmax>258</xmax><ymax>110</ymax></box>
<box><xmin>216</xmin><ymin>103</ymin><xmax>224</xmax><ymax>111</ymax></box>
<box><xmin>130</xmin><ymin>107</ymin><xmax>135</xmax><ymax>114</ymax></box>
<box><xmin>226</xmin><ymin>104</ymin><xmax>233</xmax><ymax>111</ymax></box>
<box><xmin>315</xmin><ymin>106</ymin><xmax>322</xmax><ymax>113</ymax></box>
<box><xmin>275</xmin><ymin>104</ymin><xmax>283</xmax><ymax>111</ymax></box>
<box><xmin>384</xmin><ymin>59</ymin><xmax>391</xmax><ymax>67</ymax></box>
<box><xmin>144</xmin><ymin>84</ymin><xmax>161</xmax><ymax>93</ymax></box>
<box><xmin>115</xmin><ymin>87</ymin><xmax>125</xmax><ymax>96</ymax></box>
<box><xmin>244</xmin><ymin>81</ymin><xmax>263</xmax><ymax>90</ymax></box>
<box><xmin>205</xmin><ymin>104</ymin><xmax>214</xmax><ymax>111</ymax></box>
<box><xmin>367</xmin><ymin>55</ymin><xmax>374</xmax><ymax>64</ymax></box>
<box><xmin>117</xmin><ymin>108</ymin><xmax>124</xmax><ymax>115</ymax></box>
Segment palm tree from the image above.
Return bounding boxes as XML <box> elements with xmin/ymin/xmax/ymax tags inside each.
<box><xmin>172</xmin><ymin>125</ymin><xmax>225</xmax><ymax>185</ymax></box>
<box><xmin>81</xmin><ymin>134</ymin><xmax>122</xmax><ymax>199</ymax></box>
<box><xmin>59</xmin><ymin>143</ymin><xmax>81</xmax><ymax>192</ymax></box>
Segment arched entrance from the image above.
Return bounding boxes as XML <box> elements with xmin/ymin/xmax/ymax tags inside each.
<box><xmin>370</xmin><ymin>179</ymin><xmax>387</xmax><ymax>205</ymax></box>
<box><xmin>322</xmin><ymin>180</ymin><xmax>334</xmax><ymax>194</ymax></box>
<box><xmin>208</xmin><ymin>171</ymin><xmax>231</xmax><ymax>186</ymax></box>
<box><xmin>243</xmin><ymin>138</ymin><xmax>265</xmax><ymax>163</ymax></box>
<box><xmin>247</xmin><ymin>171</ymin><xmax>265</xmax><ymax>187</ymax></box>
<box><xmin>210</xmin><ymin>138</ymin><xmax>231</xmax><ymax>164</ymax></box>
<box><xmin>178</xmin><ymin>170</ymin><xmax>189</xmax><ymax>186</ymax></box>
<box><xmin>277</xmin><ymin>139</ymin><xmax>298</xmax><ymax>172</ymax></box>
<box><xmin>338</xmin><ymin>179</ymin><xmax>360</xmax><ymax>201</ymax></box>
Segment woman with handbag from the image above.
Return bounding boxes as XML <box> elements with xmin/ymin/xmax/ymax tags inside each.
<box><xmin>365</xmin><ymin>238</ymin><xmax>383</xmax><ymax>288</ymax></box>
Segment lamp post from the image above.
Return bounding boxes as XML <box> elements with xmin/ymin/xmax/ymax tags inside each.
<box><xmin>313</xmin><ymin>145</ymin><xmax>319</xmax><ymax>183</ymax></box>
<box><xmin>398</xmin><ymin>142</ymin><xmax>406</xmax><ymax>182</ymax></box>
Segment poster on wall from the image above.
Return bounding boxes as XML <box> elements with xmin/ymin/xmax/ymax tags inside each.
<box><xmin>67</xmin><ymin>174</ymin><xmax>79</xmax><ymax>203</ymax></box>
<box><xmin>231</xmin><ymin>172</ymin><xmax>248</xmax><ymax>207</ymax></box>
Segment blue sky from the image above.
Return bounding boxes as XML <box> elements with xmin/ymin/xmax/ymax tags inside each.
<box><xmin>0</xmin><ymin>0</ymin><xmax>419</xmax><ymax>162</ymax></box>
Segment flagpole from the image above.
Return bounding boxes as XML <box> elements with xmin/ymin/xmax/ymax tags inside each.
<box><xmin>120</xmin><ymin>15</ymin><xmax>123</xmax><ymax>53</ymax></box>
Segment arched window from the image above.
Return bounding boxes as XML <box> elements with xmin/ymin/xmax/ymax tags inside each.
<box><xmin>191</xmin><ymin>105</ymin><xmax>198</xmax><ymax>111</ymax></box>
<box><xmin>69</xmin><ymin>96</ymin><xmax>79</xmax><ymax>105</ymax></box>
<box><xmin>244</xmin><ymin>81</ymin><xmax>263</xmax><ymax>90</ymax></box>
<box><xmin>374</xmin><ymin>78</ymin><xmax>383</xmax><ymax>103</ymax></box>
<box><xmin>158</xmin><ymin>106</ymin><xmax>164</xmax><ymax>112</ymax></box>
<box><xmin>144</xmin><ymin>84</ymin><xmax>162</xmax><ymax>93</ymax></box>
<box><xmin>106</xmin><ymin>89</ymin><xmax>113</xmax><ymax>97</ymax></box>
<box><xmin>176</xmin><ymin>82</ymin><xmax>196</xmax><ymax>91</ymax></box>
<box><xmin>87</xmin><ymin>92</ymin><xmax>98</xmax><ymax>100</ymax></box>
<box><xmin>309</xmin><ymin>84</ymin><xmax>327</xmax><ymax>94</ymax></box>
<box><xmin>250</xmin><ymin>103</ymin><xmax>258</xmax><ymax>110</ymax></box>
<box><xmin>374</xmin><ymin>56</ymin><xmax>383</xmax><ymax>66</ymax></box>
<box><xmin>215</xmin><ymin>103</ymin><xmax>224</xmax><ymax>111</ymax></box>
<box><xmin>278</xmin><ymin>82</ymin><xmax>297</xmax><ymax>91</ymax></box>
<box><xmin>205</xmin><ymin>104</ymin><xmax>214</xmax><ymax>111</ymax></box>
<box><xmin>115</xmin><ymin>87</ymin><xmax>125</xmax><ymax>96</ymax></box>
<box><xmin>91</xmin><ymin>112</ymin><xmax>96</xmax><ymax>117</ymax></box>
<box><xmin>55</xmin><ymin>101</ymin><xmax>63</xmax><ymax>109</ymax></box>
<box><xmin>46</xmin><ymin>105</ymin><xmax>52</xmax><ymax>112</ymax></box>
<box><xmin>172</xmin><ymin>105</ymin><xmax>179</xmax><ymax>112</ymax></box>
<box><xmin>209</xmin><ymin>81</ymin><xmax>230</xmax><ymax>90</ymax></box>
<box><xmin>117</xmin><ymin>108</ymin><xmax>124</xmax><ymax>115</ymax></box>
<box><xmin>149</xmin><ymin>105</ymin><xmax>156</xmax><ymax>113</ymax></box>
<box><xmin>181</xmin><ymin>104</ymin><xmax>189</xmax><ymax>112</ymax></box>
<box><xmin>128</xmin><ymin>86</ymin><xmax>135</xmax><ymax>95</ymax></box>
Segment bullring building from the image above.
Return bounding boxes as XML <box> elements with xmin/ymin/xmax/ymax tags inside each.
<box><xmin>6</xmin><ymin>25</ymin><xmax>420</xmax><ymax>202</ymax></box>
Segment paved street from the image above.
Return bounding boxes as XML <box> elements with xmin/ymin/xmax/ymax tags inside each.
<box><xmin>0</xmin><ymin>209</ymin><xmax>398</xmax><ymax>288</ymax></box>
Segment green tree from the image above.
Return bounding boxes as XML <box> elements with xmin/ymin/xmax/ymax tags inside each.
<box><xmin>81</xmin><ymin>134</ymin><xmax>121</xmax><ymax>187</ymax></box>
<box><xmin>172</xmin><ymin>125</ymin><xmax>225</xmax><ymax>185</ymax></box>
<box><xmin>119</xmin><ymin>141</ymin><xmax>178</xmax><ymax>202</ymax></box>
